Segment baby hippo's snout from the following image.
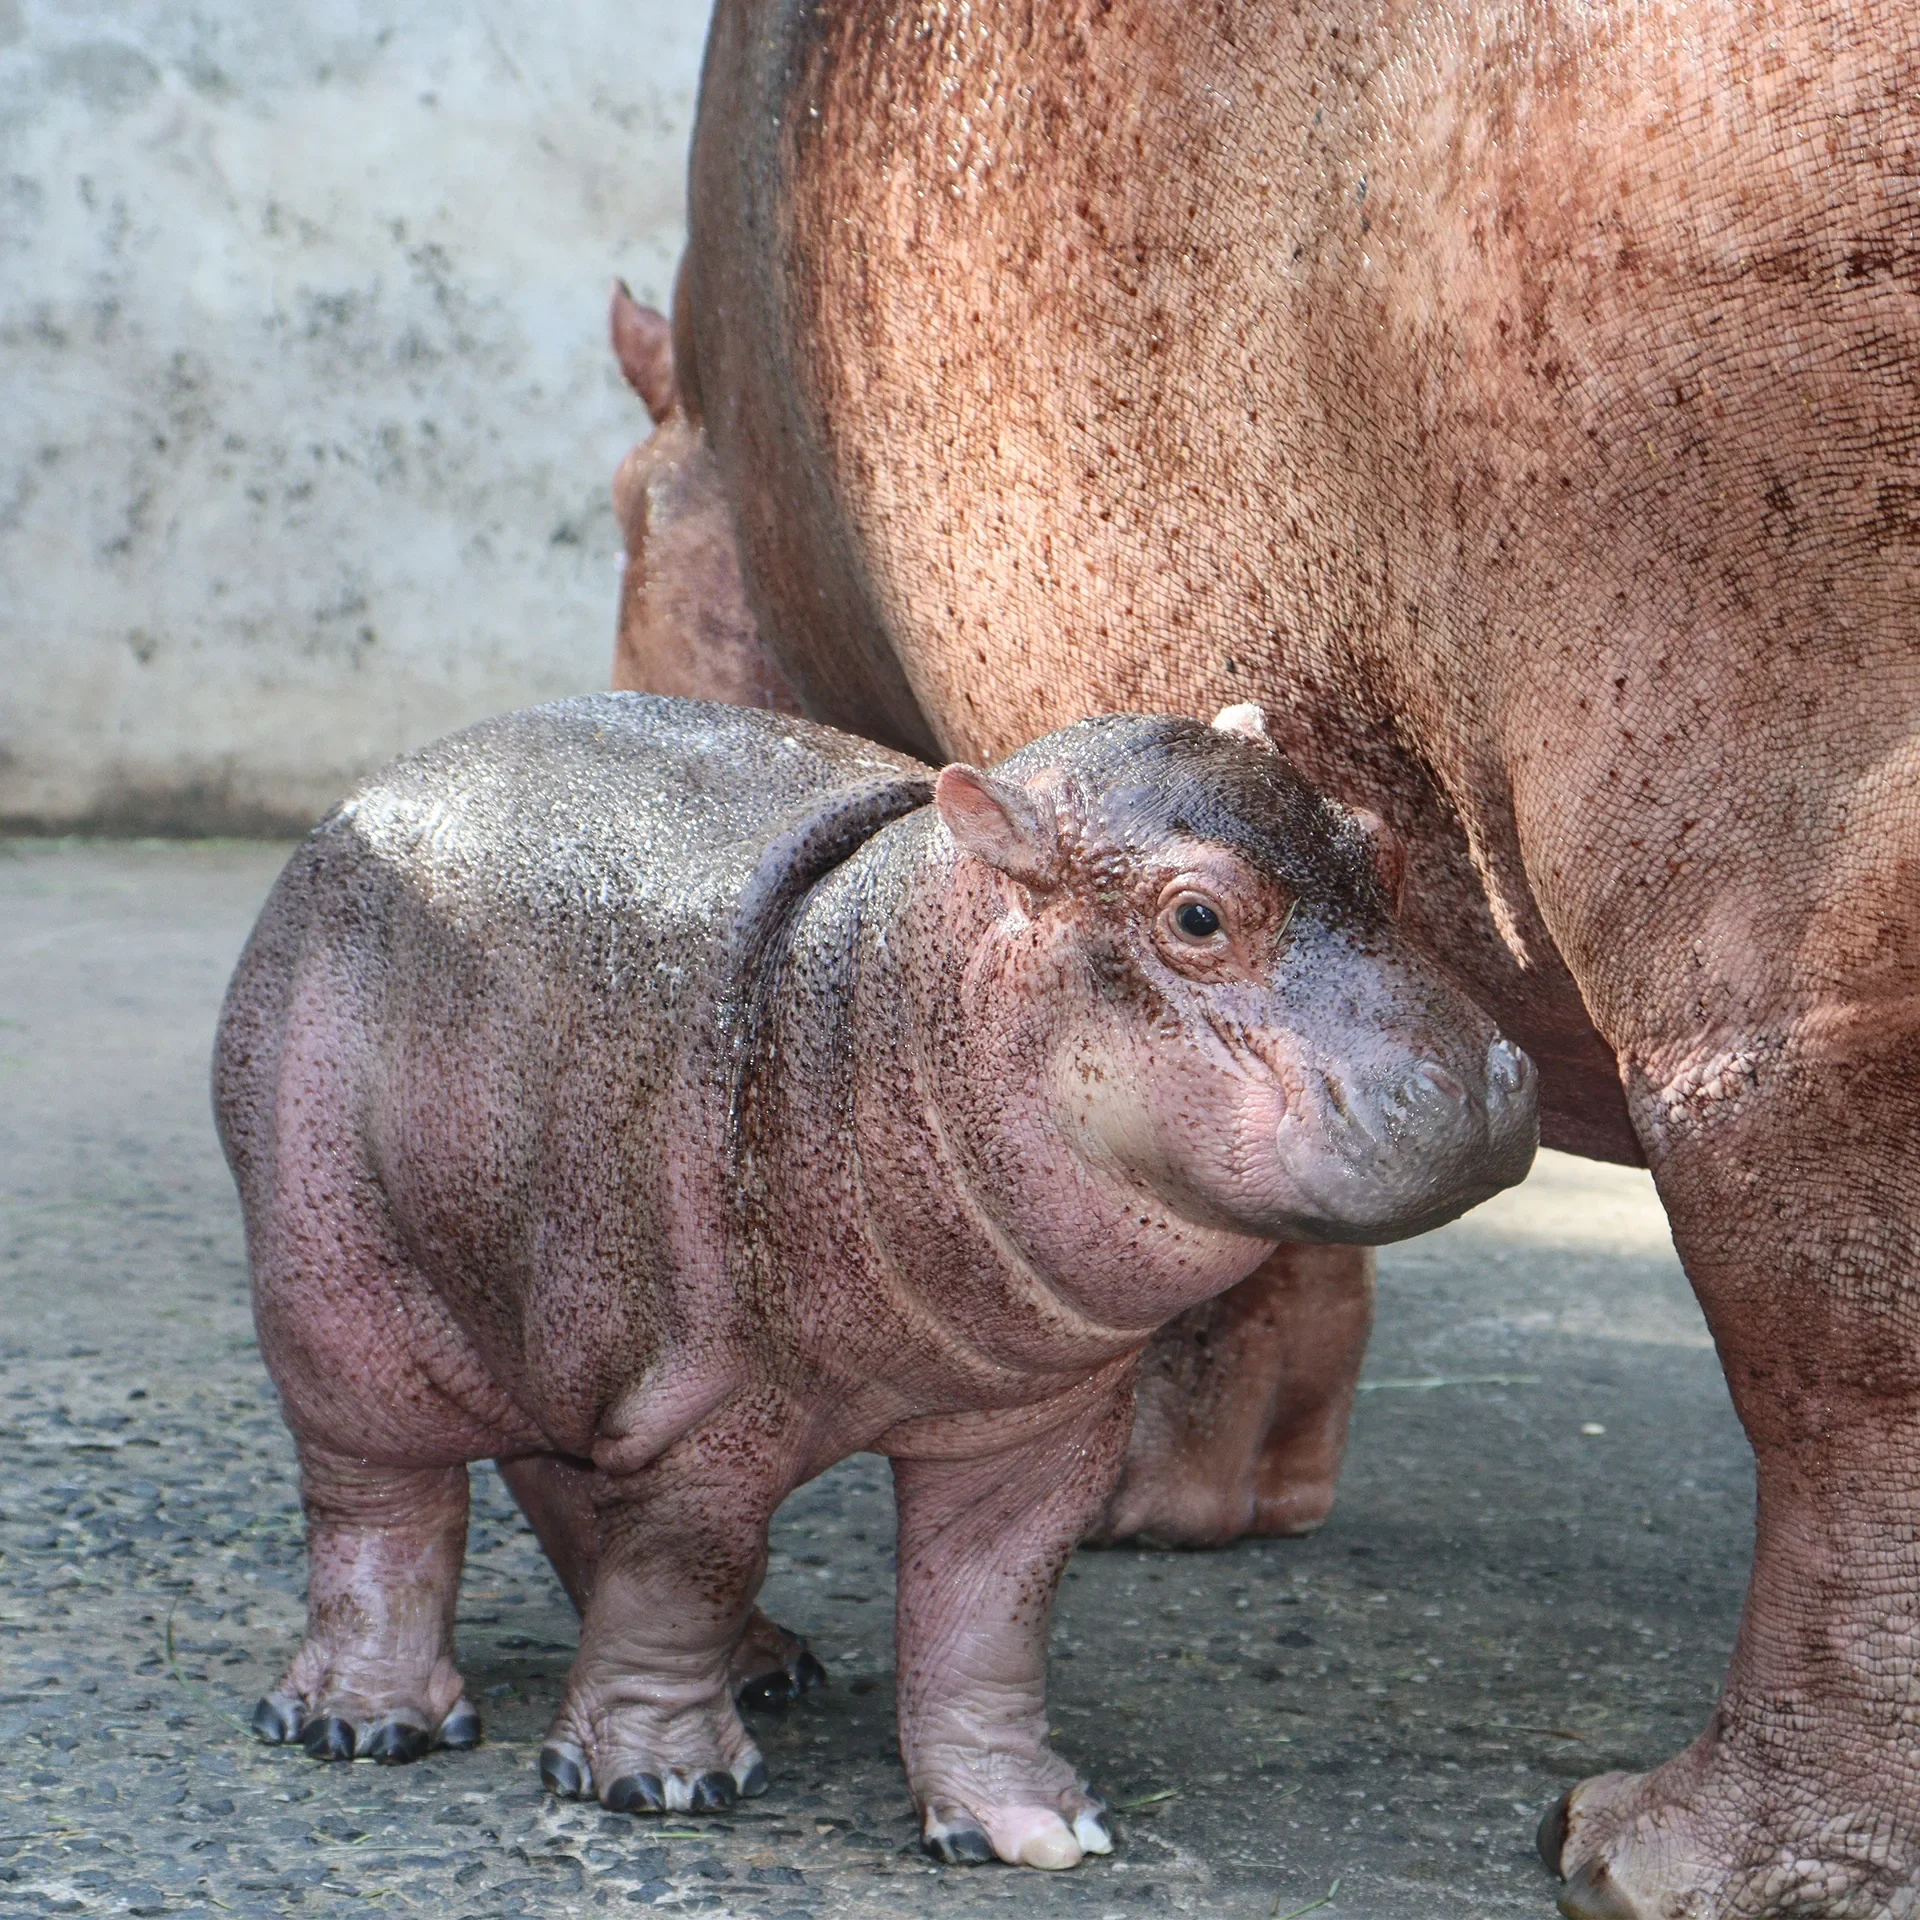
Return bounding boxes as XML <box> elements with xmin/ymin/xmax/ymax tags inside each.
<box><xmin>1277</xmin><ymin>1025</ymin><xmax>1539</xmax><ymax>1246</ymax></box>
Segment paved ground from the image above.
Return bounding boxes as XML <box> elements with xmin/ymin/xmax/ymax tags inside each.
<box><xmin>0</xmin><ymin>839</ymin><xmax>1755</xmax><ymax>1920</ymax></box>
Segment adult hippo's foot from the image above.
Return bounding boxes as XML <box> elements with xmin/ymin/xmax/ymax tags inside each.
<box><xmin>1540</xmin><ymin>1713</ymin><xmax>1920</xmax><ymax>1920</ymax></box>
<box><xmin>1529</xmin><ymin>1020</ymin><xmax>1920</xmax><ymax>1920</ymax></box>
<box><xmin>1086</xmin><ymin>1244</ymin><xmax>1375</xmax><ymax>1548</ymax></box>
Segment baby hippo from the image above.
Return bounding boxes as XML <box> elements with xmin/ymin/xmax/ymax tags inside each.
<box><xmin>214</xmin><ymin>693</ymin><xmax>1536</xmax><ymax>1869</ymax></box>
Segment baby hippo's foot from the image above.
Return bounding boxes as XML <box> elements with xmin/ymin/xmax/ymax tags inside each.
<box><xmin>729</xmin><ymin>1608</ymin><xmax>827</xmax><ymax>1712</ymax></box>
<box><xmin>912</xmin><ymin>1739</ymin><xmax>1114</xmax><ymax>1870</ymax></box>
<box><xmin>252</xmin><ymin>1637</ymin><xmax>477</xmax><ymax>1765</ymax></box>
<box><xmin>540</xmin><ymin>1677</ymin><xmax>768</xmax><ymax>1815</ymax></box>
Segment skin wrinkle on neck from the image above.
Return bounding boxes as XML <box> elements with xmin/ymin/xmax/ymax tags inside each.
<box><xmin>754</xmin><ymin>833</ymin><xmax>1064</xmax><ymax>1415</ymax></box>
<box><xmin>858</xmin><ymin>861</ymin><xmax>1168</xmax><ymax>1371</ymax></box>
<box><xmin>909</xmin><ymin>1032</ymin><xmax>1156</xmax><ymax>1350</ymax></box>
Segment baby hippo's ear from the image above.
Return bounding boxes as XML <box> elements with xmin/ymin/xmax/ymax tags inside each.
<box><xmin>934</xmin><ymin>765</ymin><xmax>1062</xmax><ymax>889</ymax></box>
<box><xmin>1212</xmin><ymin>702</ymin><xmax>1276</xmax><ymax>748</ymax></box>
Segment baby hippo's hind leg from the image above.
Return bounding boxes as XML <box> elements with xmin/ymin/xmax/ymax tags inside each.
<box><xmin>498</xmin><ymin>1450</ymin><xmax>825</xmax><ymax>1712</ymax></box>
<box><xmin>254</xmin><ymin>1444</ymin><xmax>478</xmax><ymax>1763</ymax></box>
<box><xmin>730</xmin><ymin>1608</ymin><xmax>827</xmax><ymax>1711</ymax></box>
<box><xmin>538</xmin><ymin>1425</ymin><xmax>780</xmax><ymax>1816</ymax></box>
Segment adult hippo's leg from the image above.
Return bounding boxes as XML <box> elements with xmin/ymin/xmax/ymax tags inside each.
<box><xmin>1517</xmin><ymin>675</ymin><xmax>1920</xmax><ymax>1913</ymax></box>
<box><xmin>1088</xmin><ymin>1245</ymin><xmax>1375</xmax><ymax>1548</ymax></box>
<box><xmin>1543</xmin><ymin>1016</ymin><xmax>1920</xmax><ymax>1917</ymax></box>
<box><xmin>498</xmin><ymin>1451</ymin><xmax>826</xmax><ymax>1713</ymax></box>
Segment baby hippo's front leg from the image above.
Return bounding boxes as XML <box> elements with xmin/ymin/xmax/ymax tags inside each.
<box><xmin>890</xmin><ymin>1364</ymin><xmax>1137</xmax><ymax>1869</ymax></box>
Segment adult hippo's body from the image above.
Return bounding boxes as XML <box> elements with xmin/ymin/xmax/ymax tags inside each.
<box><xmin>614</xmin><ymin>5</ymin><xmax>1920</xmax><ymax>1913</ymax></box>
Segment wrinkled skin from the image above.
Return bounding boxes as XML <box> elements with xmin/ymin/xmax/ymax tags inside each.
<box><xmin>214</xmin><ymin>695</ymin><xmax>1533</xmax><ymax>1868</ymax></box>
<box><xmin>610</xmin><ymin>3</ymin><xmax>1920</xmax><ymax>1911</ymax></box>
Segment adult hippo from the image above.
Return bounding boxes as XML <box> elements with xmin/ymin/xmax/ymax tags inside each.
<box><xmin>610</xmin><ymin>4</ymin><xmax>1920</xmax><ymax>1914</ymax></box>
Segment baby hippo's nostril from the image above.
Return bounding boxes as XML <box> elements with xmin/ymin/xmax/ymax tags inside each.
<box><xmin>1410</xmin><ymin>1061</ymin><xmax>1468</xmax><ymax>1103</ymax></box>
<box><xmin>1379</xmin><ymin>1061</ymin><xmax>1466</xmax><ymax>1136</ymax></box>
<box><xmin>1486</xmin><ymin>1038</ymin><xmax>1533</xmax><ymax>1099</ymax></box>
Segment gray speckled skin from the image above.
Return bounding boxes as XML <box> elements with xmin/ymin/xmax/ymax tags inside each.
<box><xmin>212</xmin><ymin>691</ymin><xmax>1535</xmax><ymax>1868</ymax></box>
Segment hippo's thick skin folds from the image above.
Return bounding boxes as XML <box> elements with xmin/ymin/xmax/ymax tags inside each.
<box><xmin>214</xmin><ymin>694</ymin><xmax>1532</xmax><ymax>1868</ymax></box>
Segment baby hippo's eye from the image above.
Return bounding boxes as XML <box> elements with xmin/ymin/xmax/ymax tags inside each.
<box><xmin>1166</xmin><ymin>893</ymin><xmax>1227</xmax><ymax>946</ymax></box>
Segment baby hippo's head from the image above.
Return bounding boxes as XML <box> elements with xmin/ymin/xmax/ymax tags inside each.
<box><xmin>928</xmin><ymin>707</ymin><xmax>1537</xmax><ymax>1249</ymax></box>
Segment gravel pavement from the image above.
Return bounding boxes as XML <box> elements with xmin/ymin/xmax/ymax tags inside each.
<box><xmin>0</xmin><ymin>839</ymin><xmax>1754</xmax><ymax>1919</ymax></box>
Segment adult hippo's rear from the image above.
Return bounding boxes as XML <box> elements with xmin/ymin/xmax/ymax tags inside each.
<box><xmin>612</xmin><ymin>5</ymin><xmax>1920</xmax><ymax>1914</ymax></box>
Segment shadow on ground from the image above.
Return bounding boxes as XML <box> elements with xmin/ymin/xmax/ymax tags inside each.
<box><xmin>0</xmin><ymin>840</ymin><xmax>1752</xmax><ymax>1919</ymax></box>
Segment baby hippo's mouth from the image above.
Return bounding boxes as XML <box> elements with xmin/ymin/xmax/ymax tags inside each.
<box><xmin>1269</xmin><ymin>1037</ymin><xmax>1538</xmax><ymax>1244</ymax></box>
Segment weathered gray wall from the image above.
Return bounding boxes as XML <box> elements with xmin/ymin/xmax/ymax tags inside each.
<box><xmin>0</xmin><ymin>0</ymin><xmax>709</xmax><ymax>833</ymax></box>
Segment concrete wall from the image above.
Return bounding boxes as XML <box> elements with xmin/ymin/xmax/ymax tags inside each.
<box><xmin>0</xmin><ymin>0</ymin><xmax>710</xmax><ymax>833</ymax></box>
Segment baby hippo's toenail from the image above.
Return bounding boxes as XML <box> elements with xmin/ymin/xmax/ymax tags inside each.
<box><xmin>922</xmin><ymin>1822</ymin><xmax>996</xmax><ymax>1866</ymax></box>
<box><xmin>742</xmin><ymin>1643</ymin><xmax>828</xmax><ymax>1712</ymax></box>
<box><xmin>736</xmin><ymin>1758</ymin><xmax>770</xmax><ymax>1797</ymax></box>
<box><xmin>1018</xmin><ymin>1828</ymin><xmax>1083</xmax><ymax>1870</ymax></box>
<box><xmin>690</xmin><ymin>1770</ymin><xmax>737</xmax><ymax>1812</ymax></box>
<box><xmin>1073</xmin><ymin>1809</ymin><xmax>1113</xmax><ymax>1855</ymax></box>
<box><xmin>364</xmin><ymin>1719</ymin><xmax>431</xmax><ymax>1766</ymax></box>
<box><xmin>604</xmin><ymin>1773</ymin><xmax>668</xmax><ymax>1815</ymax></box>
<box><xmin>539</xmin><ymin>1742</ymin><xmax>592</xmax><ymax>1799</ymax></box>
<box><xmin>437</xmin><ymin>1701</ymin><xmax>481</xmax><ymax>1750</ymax></box>
<box><xmin>251</xmin><ymin>1694</ymin><xmax>302</xmax><ymax>1745</ymax></box>
<box><xmin>300</xmin><ymin>1715</ymin><xmax>355</xmax><ymax>1762</ymax></box>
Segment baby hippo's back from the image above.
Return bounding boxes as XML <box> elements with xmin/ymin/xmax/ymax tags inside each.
<box><xmin>214</xmin><ymin>695</ymin><xmax>930</xmax><ymax>1433</ymax></box>
<box><xmin>304</xmin><ymin>692</ymin><xmax>929</xmax><ymax>964</ymax></box>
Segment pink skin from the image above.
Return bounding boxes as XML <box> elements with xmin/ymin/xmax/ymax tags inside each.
<box><xmin>1087</xmin><ymin>1242</ymin><xmax>1376</xmax><ymax>1549</ymax></box>
<box><xmin>642</xmin><ymin>3</ymin><xmax>1920</xmax><ymax>1904</ymax></box>
<box><xmin>215</xmin><ymin>697</ymin><xmax>1532</xmax><ymax>1867</ymax></box>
